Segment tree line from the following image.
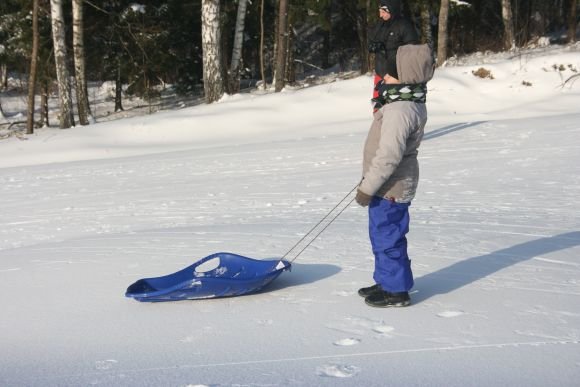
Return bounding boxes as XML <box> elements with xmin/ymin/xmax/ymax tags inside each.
<box><xmin>0</xmin><ymin>0</ymin><xmax>578</xmax><ymax>133</ymax></box>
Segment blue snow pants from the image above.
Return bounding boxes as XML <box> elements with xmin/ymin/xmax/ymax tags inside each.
<box><xmin>368</xmin><ymin>197</ymin><xmax>414</xmax><ymax>293</ymax></box>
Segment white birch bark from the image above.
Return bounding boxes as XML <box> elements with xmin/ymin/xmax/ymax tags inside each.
<box><xmin>230</xmin><ymin>0</ymin><xmax>249</xmax><ymax>77</ymax></box>
<box><xmin>501</xmin><ymin>0</ymin><xmax>515</xmax><ymax>50</ymax></box>
<box><xmin>201</xmin><ymin>0</ymin><xmax>224</xmax><ymax>103</ymax></box>
<box><xmin>437</xmin><ymin>0</ymin><xmax>449</xmax><ymax>66</ymax></box>
<box><xmin>50</xmin><ymin>0</ymin><xmax>74</xmax><ymax>128</ymax></box>
<box><xmin>72</xmin><ymin>0</ymin><xmax>91</xmax><ymax>125</ymax></box>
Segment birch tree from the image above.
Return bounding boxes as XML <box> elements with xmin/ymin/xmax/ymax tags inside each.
<box><xmin>26</xmin><ymin>0</ymin><xmax>39</xmax><ymax>134</ymax></box>
<box><xmin>201</xmin><ymin>0</ymin><xmax>224</xmax><ymax>103</ymax></box>
<box><xmin>501</xmin><ymin>0</ymin><xmax>515</xmax><ymax>50</ymax></box>
<box><xmin>50</xmin><ymin>0</ymin><xmax>74</xmax><ymax>128</ymax></box>
<box><xmin>228</xmin><ymin>0</ymin><xmax>249</xmax><ymax>93</ymax></box>
<box><xmin>72</xmin><ymin>0</ymin><xmax>91</xmax><ymax>125</ymax></box>
<box><xmin>437</xmin><ymin>0</ymin><xmax>449</xmax><ymax>66</ymax></box>
<box><xmin>274</xmin><ymin>0</ymin><xmax>289</xmax><ymax>92</ymax></box>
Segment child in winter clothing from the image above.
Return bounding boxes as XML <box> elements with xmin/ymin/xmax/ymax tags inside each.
<box><xmin>355</xmin><ymin>43</ymin><xmax>434</xmax><ymax>307</ymax></box>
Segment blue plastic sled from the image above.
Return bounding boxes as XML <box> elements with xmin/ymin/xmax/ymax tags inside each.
<box><xmin>125</xmin><ymin>252</ymin><xmax>291</xmax><ymax>302</ymax></box>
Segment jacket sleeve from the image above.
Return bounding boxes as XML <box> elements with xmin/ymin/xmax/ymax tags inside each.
<box><xmin>359</xmin><ymin>109</ymin><xmax>413</xmax><ymax>196</ymax></box>
<box><xmin>368</xmin><ymin>22</ymin><xmax>381</xmax><ymax>44</ymax></box>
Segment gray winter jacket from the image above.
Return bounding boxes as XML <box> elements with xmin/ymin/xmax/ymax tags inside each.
<box><xmin>359</xmin><ymin>44</ymin><xmax>434</xmax><ymax>202</ymax></box>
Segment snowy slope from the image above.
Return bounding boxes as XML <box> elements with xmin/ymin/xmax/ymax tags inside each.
<box><xmin>1</xmin><ymin>45</ymin><xmax>579</xmax><ymax>386</ymax></box>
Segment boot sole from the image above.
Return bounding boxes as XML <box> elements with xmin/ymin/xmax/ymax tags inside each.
<box><xmin>364</xmin><ymin>299</ymin><xmax>411</xmax><ymax>308</ymax></box>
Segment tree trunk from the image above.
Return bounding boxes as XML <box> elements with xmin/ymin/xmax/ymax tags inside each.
<box><xmin>355</xmin><ymin>4</ymin><xmax>369</xmax><ymax>74</ymax></box>
<box><xmin>0</xmin><ymin>64</ymin><xmax>7</xmax><ymax>91</ymax></box>
<box><xmin>569</xmin><ymin>0</ymin><xmax>578</xmax><ymax>43</ymax></box>
<box><xmin>41</xmin><ymin>81</ymin><xmax>50</xmax><ymax>127</ymax></box>
<box><xmin>201</xmin><ymin>0</ymin><xmax>224</xmax><ymax>103</ymax></box>
<box><xmin>274</xmin><ymin>0</ymin><xmax>288</xmax><ymax>92</ymax></box>
<box><xmin>502</xmin><ymin>0</ymin><xmax>516</xmax><ymax>50</ymax></box>
<box><xmin>286</xmin><ymin>20</ymin><xmax>295</xmax><ymax>84</ymax></box>
<box><xmin>321</xmin><ymin>5</ymin><xmax>332</xmax><ymax>69</ymax></box>
<box><xmin>72</xmin><ymin>0</ymin><xmax>91</xmax><ymax>125</ymax></box>
<box><xmin>50</xmin><ymin>0</ymin><xmax>74</xmax><ymax>128</ymax></box>
<box><xmin>437</xmin><ymin>0</ymin><xmax>449</xmax><ymax>66</ymax></box>
<box><xmin>259</xmin><ymin>0</ymin><xmax>266</xmax><ymax>90</ymax></box>
<box><xmin>420</xmin><ymin>1</ymin><xmax>433</xmax><ymax>45</ymax></box>
<box><xmin>367</xmin><ymin>0</ymin><xmax>376</xmax><ymax>73</ymax></box>
<box><xmin>229</xmin><ymin>0</ymin><xmax>249</xmax><ymax>94</ymax></box>
<box><xmin>115</xmin><ymin>56</ymin><xmax>124</xmax><ymax>112</ymax></box>
<box><xmin>27</xmin><ymin>0</ymin><xmax>40</xmax><ymax>135</ymax></box>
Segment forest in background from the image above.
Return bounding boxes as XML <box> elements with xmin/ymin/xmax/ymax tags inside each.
<box><xmin>0</xmin><ymin>0</ymin><xmax>578</xmax><ymax>132</ymax></box>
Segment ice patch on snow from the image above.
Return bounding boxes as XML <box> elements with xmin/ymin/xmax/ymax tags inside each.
<box><xmin>333</xmin><ymin>338</ymin><xmax>361</xmax><ymax>346</ymax></box>
<box><xmin>373</xmin><ymin>325</ymin><xmax>395</xmax><ymax>334</ymax></box>
<box><xmin>437</xmin><ymin>311</ymin><xmax>465</xmax><ymax>318</ymax></box>
<box><xmin>316</xmin><ymin>364</ymin><xmax>360</xmax><ymax>378</ymax></box>
<box><xmin>95</xmin><ymin>359</ymin><xmax>118</xmax><ymax>370</ymax></box>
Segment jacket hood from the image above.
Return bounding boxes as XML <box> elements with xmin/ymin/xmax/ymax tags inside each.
<box><xmin>380</xmin><ymin>0</ymin><xmax>402</xmax><ymax>17</ymax></box>
<box><xmin>396</xmin><ymin>44</ymin><xmax>435</xmax><ymax>84</ymax></box>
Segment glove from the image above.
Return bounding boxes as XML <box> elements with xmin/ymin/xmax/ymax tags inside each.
<box><xmin>372</xmin><ymin>80</ymin><xmax>387</xmax><ymax>108</ymax></box>
<box><xmin>355</xmin><ymin>189</ymin><xmax>373</xmax><ymax>207</ymax></box>
<box><xmin>371</xmin><ymin>97</ymin><xmax>384</xmax><ymax>111</ymax></box>
<box><xmin>375</xmin><ymin>79</ymin><xmax>389</xmax><ymax>98</ymax></box>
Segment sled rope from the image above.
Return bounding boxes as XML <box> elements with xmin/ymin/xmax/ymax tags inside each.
<box><xmin>282</xmin><ymin>183</ymin><xmax>359</xmax><ymax>263</ymax></box>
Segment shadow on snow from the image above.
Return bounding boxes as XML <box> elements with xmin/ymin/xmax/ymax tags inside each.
<box><xmin>413</xmin><ymin>231</ymin><xmax>580</xmax><ymax>304</ymax></box>
<box><xmin>264</xmin><ymin>262</ymin><xmax>342</xmax><ymax>292</ymax></box>
<box><xmin>423</xmin><ymin>121</ymin><xmax>487</xmax><ymax>141</ymax></box>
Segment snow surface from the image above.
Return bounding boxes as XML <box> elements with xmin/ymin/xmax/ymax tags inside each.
<box><xmin>1</xmin><ymin>45</ymin><xmax>580</xmax><ymax>386</ymax></box>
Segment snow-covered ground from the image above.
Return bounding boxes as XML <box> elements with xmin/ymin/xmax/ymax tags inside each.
<box><xmin>1</xmin><ymin>45</ymin><xmax>580</xmax><ymax>386</ymax></box>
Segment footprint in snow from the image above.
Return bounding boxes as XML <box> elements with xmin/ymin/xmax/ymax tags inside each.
<box><xmin>333</xmin><ymin>338</ymin><xmax>361</xmax><ymax>346</ymax></box>
<box><xmin>331</xmin><ymin>290</ymin><xmax>353</xmax><ymax>297</ymax></box>
<box><xmin>316</xmin><ymin>364</ymin><xmax>360</xmax><ymax>378</ymax></box>
<box><xmin>95</xmin><ymin>359</ymin><xmax>118</xmax><ymax>370</ymax></box>
<box><xmin>255</xmin><ymin>319</ymin><xmax>274</xmax><ymax>326</ymax></box>
<box><xmin>437</xmin><ymin>310</ymin><xmax>465</xmax><ymax>318</ymax></box>
<box><xmin>372</xmin><ymin>325</ymin><xmax>395</xmax><ymax>334</ymax></box>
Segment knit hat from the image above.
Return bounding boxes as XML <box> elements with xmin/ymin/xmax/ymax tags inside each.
<box><xmin>379</xmin><ymin>0</ymin><xmax>402</xmax><ymax>17</ymax></box>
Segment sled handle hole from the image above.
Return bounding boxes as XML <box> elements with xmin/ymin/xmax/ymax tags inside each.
<box><xmin>194</xmin><ymin>257</ymin><xmax>221</xmax><ymax>273</ymax></box>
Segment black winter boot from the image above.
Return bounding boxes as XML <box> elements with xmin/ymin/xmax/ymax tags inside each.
<box><xmin>365</xmin><ymin>290</ymin><xmax>411</xmax><ymax>308</ymax></box>
<box><xmin>358</xmin><ymin>284</ymin><xmax>383</xmax><ymax>298</ymax></box>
